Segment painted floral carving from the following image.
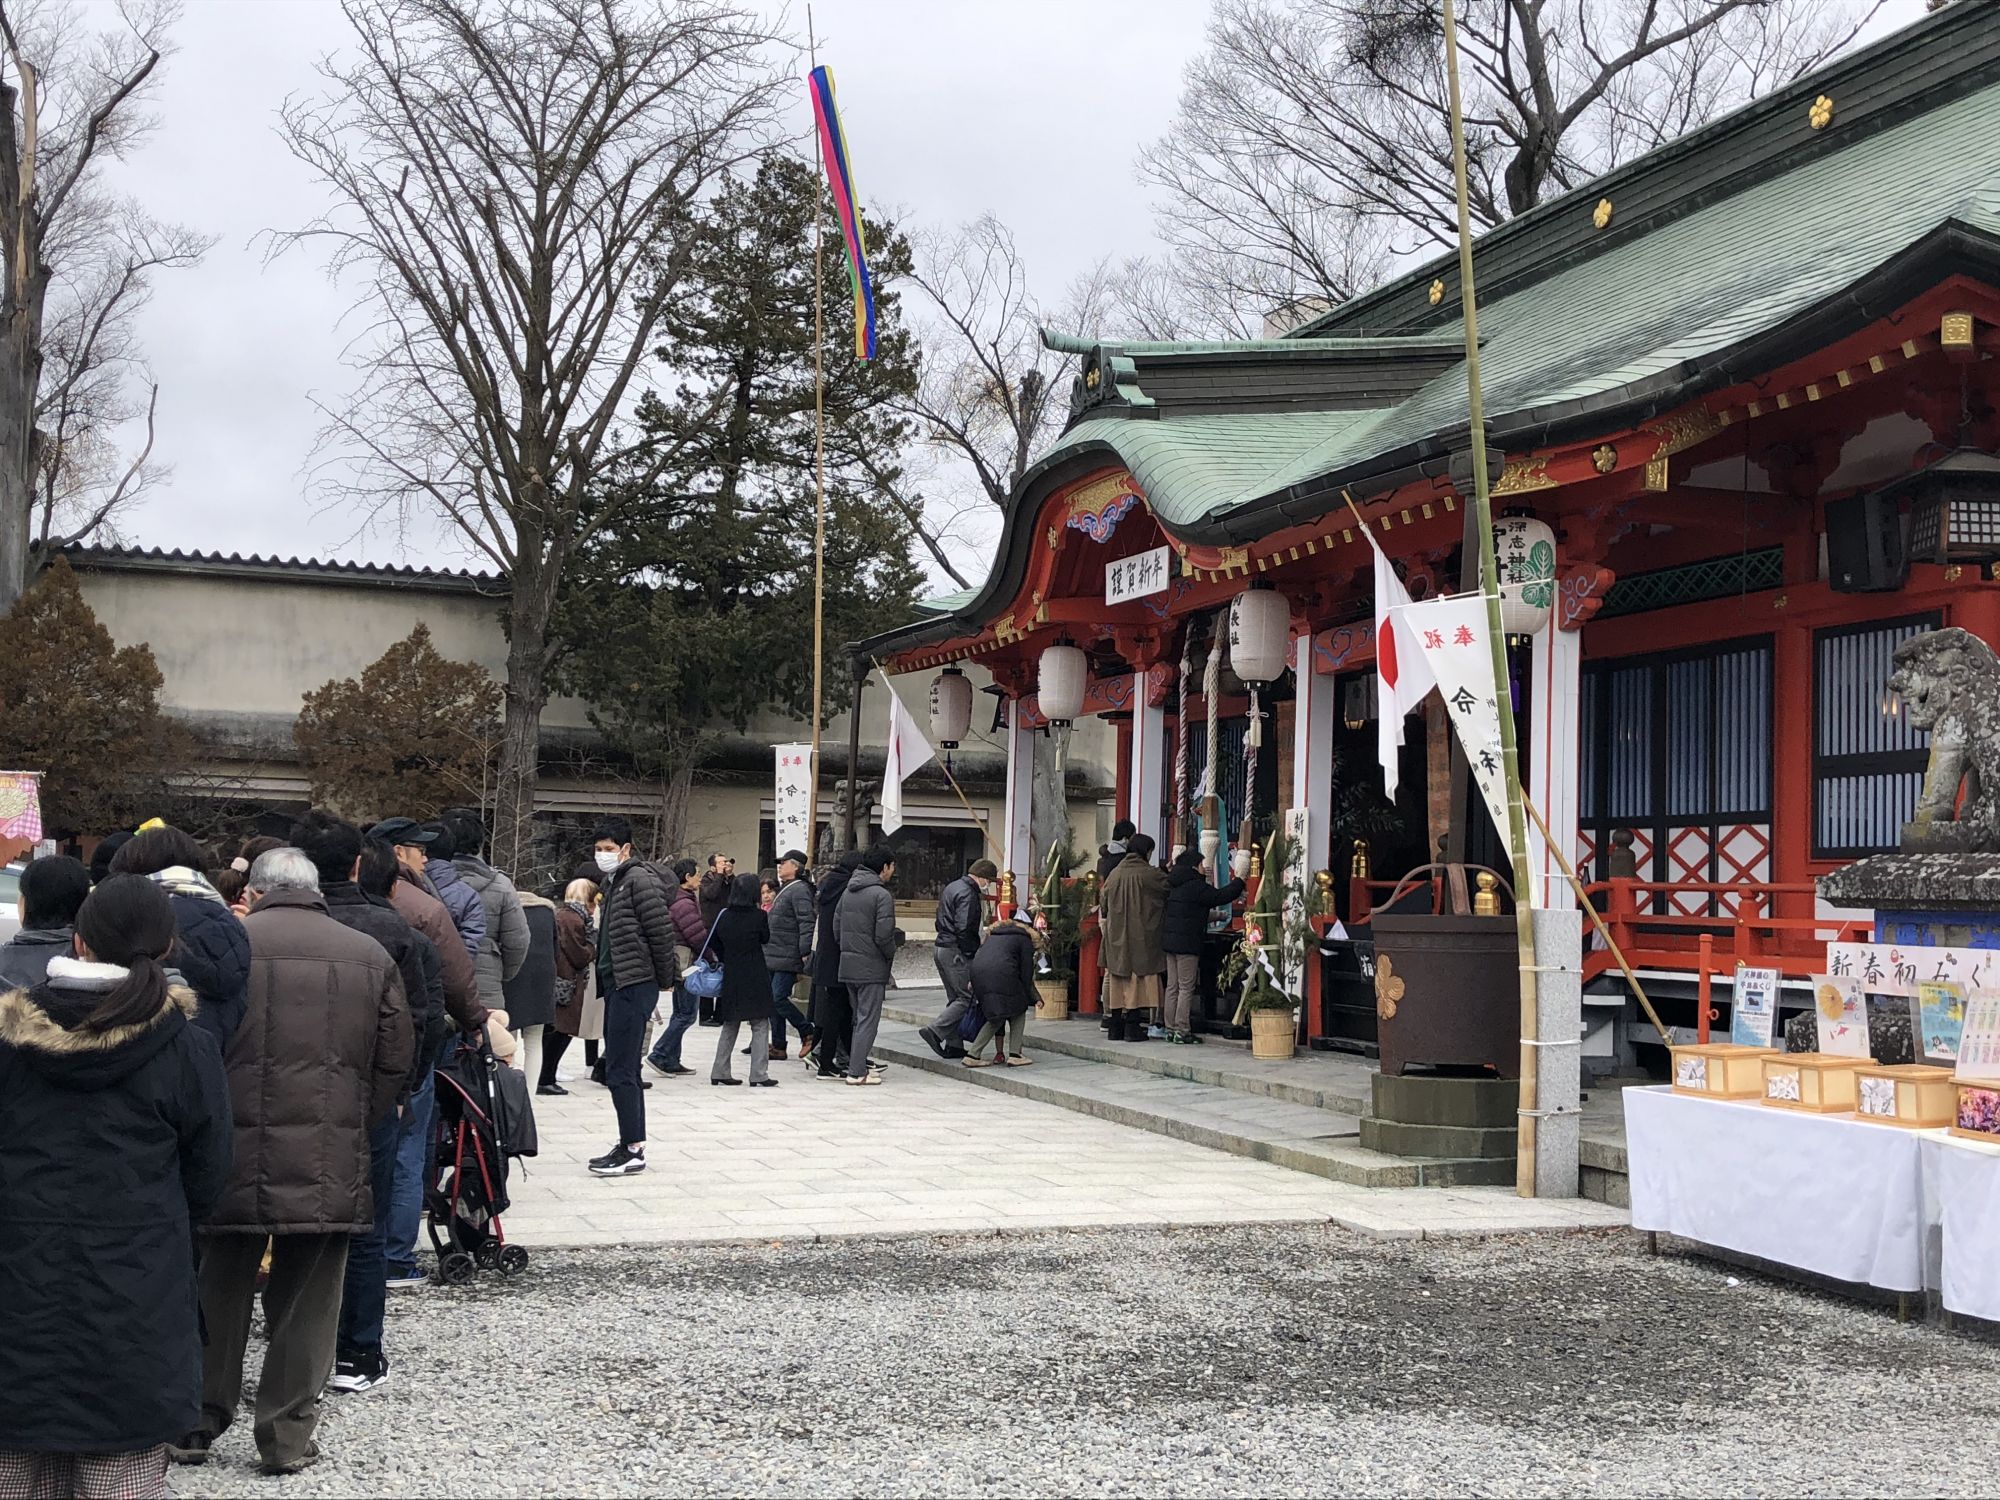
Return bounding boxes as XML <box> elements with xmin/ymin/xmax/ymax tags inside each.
<box><xmin>1375</xmin><ymin>954</ymin><xmax>1405</xmax><ymax>1021</ymax></box>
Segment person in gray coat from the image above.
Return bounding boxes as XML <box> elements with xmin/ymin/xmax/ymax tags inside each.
<box><xmin>759</xmin><ymin>851</ymin><xmax>818</xmax><ymax>1061</ymax></box>
<box><xmin>835</xmin><ymin>845</ymin><xmax>899</xmax><ymax>1086</ymax></box>
<box><xmin>442</xmin><ymin>810</ymin><xmax>528</xmax><ymax>1012</ymax></box>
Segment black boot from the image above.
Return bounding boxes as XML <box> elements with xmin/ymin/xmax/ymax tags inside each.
<box><xmin>1128</xmin><ymin>1010</ymin><xmax>1153</xmax><ymax>1042</ymax></box>
<box><xmin>1105</xmin><ymin>1011</ymin><xmax>1126</xmax><ymax>1042</ymax></box>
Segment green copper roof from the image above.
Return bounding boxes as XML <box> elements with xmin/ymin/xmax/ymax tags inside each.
<box><xmin>1024</xmin><ymin>72</ymin><xmax>2000</xmax><ymax>532</ymax></box>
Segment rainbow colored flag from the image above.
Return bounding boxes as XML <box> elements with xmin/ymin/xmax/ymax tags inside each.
<box><xmin>807</xmin><ymin>64</ymin><xmax>876</xmax><ymax>360</ymax></box>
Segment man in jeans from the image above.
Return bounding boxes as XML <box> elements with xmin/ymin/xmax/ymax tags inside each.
<box><xmin>589</xmin><ymin>818</ymin><xmax>679</xmax><ymax>1176</ymax></box>
<box><xmin>645</xmin><ymin>859</ymin><xmax>710</xmax><ymax>1078</ymax></box>
<box><xmin>837</xmin><ymin>844</ymin><xmax>899</xmax><ymax>1087</ymax></box>
<box><xmin>918</xmin><ymin>857</ymin><xmax>996</xmax><ymax>1060</ymax></box>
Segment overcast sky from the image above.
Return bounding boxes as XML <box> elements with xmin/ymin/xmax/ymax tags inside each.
<box><xmin>90</xmin><ymin>0</ymin><xmax>1925</xmax><ymax>582</ymax></box>
<box><xmin>87</xmin><ymin>0</ymin><xmax>1212</xmax><ymax>577</ymax></box>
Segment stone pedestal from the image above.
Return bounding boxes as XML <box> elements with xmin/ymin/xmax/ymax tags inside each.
<box><xmin>1818</xmin><ymin>854</ymin><xmax>2000</xmax><ymax>949</ymax></box>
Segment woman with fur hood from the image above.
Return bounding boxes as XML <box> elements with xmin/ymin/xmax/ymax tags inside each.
<box><xmin>0</xmin><ymin>875</ymin><xmax>232</xmax><ymax>1499</ymax></box>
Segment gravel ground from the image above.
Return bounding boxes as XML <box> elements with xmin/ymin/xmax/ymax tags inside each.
<box><xmin>174</xmin><ymin>1225</ymin><xmax>1999</xmax><ymax>1499</ymax></box>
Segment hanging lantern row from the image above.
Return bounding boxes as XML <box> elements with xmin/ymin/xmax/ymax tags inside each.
<box><xmin>1493</xmin><ymin>514</ymin><xmax>1557</xmax><ymax>637</ymax></box>
<box><xmin>928</xmin><ymin>667</ymin><xmax>972</xmax><ymax>749</ymax></box>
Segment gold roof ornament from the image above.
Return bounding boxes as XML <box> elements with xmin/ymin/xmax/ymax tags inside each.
<box><xmin>1428</xmin><ymin>278</ymin><xmax>1446</xmax><ymax>306</ymax></box>
<box><xmin>1592</xmin><ymin>198</ymin><xmax>1613</xmax><ymax>230</ymax></box>
<box><xmin>1809</xmin><ymin>94</ymin><xmax>1835</xmax><ymax>130</ymax></box>
<box><xmin>1592</xmin><ymin>443</ymin><xmax>1617</xmax><ymax>473</ymax></box>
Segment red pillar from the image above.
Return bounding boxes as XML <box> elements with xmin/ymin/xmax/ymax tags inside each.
<box><xmin>1112</xmin><ymin>720</ymin><xmax>1134</xmax><ymax>823</ymax></box>
<box><xmin>1078</xmin><ymin>913</ymin><xmax>1103</xmax><ymax>1014</ymax></box>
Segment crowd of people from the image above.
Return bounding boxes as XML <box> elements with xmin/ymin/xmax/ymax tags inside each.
<box><xmin>0</xmin><ymin>802</ymin><xmax>1238</xmax><ymax>1494</ymax></box>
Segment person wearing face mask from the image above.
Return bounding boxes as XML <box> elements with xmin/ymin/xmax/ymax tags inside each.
<box><xmin>586</xmin><ymin>818</ymin><xmax>678</xmax><ymax>1177</ymax></box>
<box><xmin>917</xmin><ymin>858</ymin><xmax>997</xmax><ymax>1061</ymax></box>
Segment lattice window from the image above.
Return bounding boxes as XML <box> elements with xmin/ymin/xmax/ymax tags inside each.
<box><xmin>1812</xmin><ymin>615</ymin><xmax>1936</xmax><ymax>859</ymax></box>
<box><xmin>1597</xmin><ymin>549</ymin><xmax>1785</xmax><ymax>620</ymax></box>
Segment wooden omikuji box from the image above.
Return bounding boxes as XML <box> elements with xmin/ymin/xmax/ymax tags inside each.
<box><xmin>1760</xmin><ymin>1053</ymin><xmax>1868</xmax><ymax>1113</ymax></box>
<box><xmin>1951</xmin><ymin>1081</ymin><xmax>2000</xmax><ymax>1144</ymax></box>
<box><xmin>1854</xmin><ymin>1064</ymin><xmax>1955</xmax><ymax>1129</ymax></box>
<box><xmin>1670</xmin><ymin>1043</ymin><xmax>1776</xmax><ymax>1100</ymax></box>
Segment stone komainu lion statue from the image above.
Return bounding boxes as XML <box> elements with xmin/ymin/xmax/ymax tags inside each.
<box><xmin>1888</xmin><ymin>626</ymin><xmax>2000</xmax><ymax>848</ymax></box>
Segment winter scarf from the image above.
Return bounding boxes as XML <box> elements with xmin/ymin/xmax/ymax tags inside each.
<box><xmin>146</xmin><ymin>866</ymin><xmax>228</xmax><ymax>906</ymax></box>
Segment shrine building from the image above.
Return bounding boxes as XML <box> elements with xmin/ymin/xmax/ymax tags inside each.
<box><xmin>855</xmin><ymin>7</ymin><xmax>2000</xmax><ymax>1063</ymax></box>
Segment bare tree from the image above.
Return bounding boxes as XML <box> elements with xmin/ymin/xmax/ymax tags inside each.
<box><xmin>1140</xmin><ymin>0</ymin><xmax>1883</xmax><ymax>321</ymax></box>
<box><xmin>275</xmin><ymin>0</ymin><xmax>783</xmax><ymax>872</ymax></box>
<box><xmin>35</xmin><ymin>190</ymin><xmax>210</xmax><ymax>553</ymax></box>
<box><xmin>0</xmin><ymin>0</ymin><xmax>202</xmax><ymax>606</ymax></box>
<box><xmin>902</xmin><ymin>215</ymin><xmax>1119</xmax><ymax>587</ymax></box>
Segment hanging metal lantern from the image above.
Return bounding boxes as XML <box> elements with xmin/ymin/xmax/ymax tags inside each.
<box><xmin>928</xmin><ymin>668</ymin><xmax>973</xmax><ymax>749</ymax></box>
<box><xmin>1227</xmin><ymin>582</ymin><xmax>1289</xmax><ymax>682</ymax></box>
<box><xmin>1037</xmin><ymin>641</ymin><xmax>1087</xmax><ymax>726</ymax></box>
<box><xmin>1493</xmin><ymin>514</ymin><xmax>1557</xmax><ymax>636</ymax></box>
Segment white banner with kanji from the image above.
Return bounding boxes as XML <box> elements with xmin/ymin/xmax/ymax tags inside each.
<box><xmin>773</xmin><ymin>744</ymin><xmax>814</xmax><ymax>856</ymax></box>
<box><xmin>0</xmin><ymin>772</ymin><xmax>42</xmax><ymax>843</ymax></box>
<box><xmin>1395</xmin><ymin>595</ymin><xmax>1511</xmax><ymax>840</ymax></box>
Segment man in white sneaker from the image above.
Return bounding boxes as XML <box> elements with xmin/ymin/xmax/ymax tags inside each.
<box><xmin>836</xmin><ymin>845</ymin><xmax>899</xmax><ymax>1086</ymax></box>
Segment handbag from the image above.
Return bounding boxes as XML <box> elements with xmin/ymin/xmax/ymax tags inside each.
<box><xmin>681</xmin><ymin>910</ymin><xmax>727</xmax><ymax>999</ymax></box>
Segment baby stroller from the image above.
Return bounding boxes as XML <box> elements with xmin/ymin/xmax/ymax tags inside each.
<box><xmin>426</xmin><ymin>1031</ymin><xmax>533</xmax><ymax>1283</ymax></box>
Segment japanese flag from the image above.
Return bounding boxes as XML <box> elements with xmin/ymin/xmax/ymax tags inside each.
<box><xmin>879</xmin><ymin>672</ymin><xmax>934</xmax><ymax>836</ymax></box>
<box><xmin>1368</xmin><ymin>531</ymin><xmax>1435</xmax><ymax>801</ymax></box>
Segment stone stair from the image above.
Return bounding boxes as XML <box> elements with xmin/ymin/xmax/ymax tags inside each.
<box><xmin>871</xmin><ymin>999</ymin><xmax>1519</xmax><ymax>1189</ymax></box>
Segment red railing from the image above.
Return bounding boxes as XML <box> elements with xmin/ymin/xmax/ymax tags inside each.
<box><xmin>1579</xmin><ymin>879</ymin><xmax>1870</xmax><ymax>1042</ymax></box>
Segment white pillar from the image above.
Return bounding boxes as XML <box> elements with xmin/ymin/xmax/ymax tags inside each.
<box><xmin>1001</xmin><ymin>701</ymin><xmax>1035</xmax><ymax>891</ymax></box>
<box><xmin>1129</xmin><ymin>673</ymin><xmax>1168</xmax><ymax>847</ymax></box>
<box><xmin>1528</xmin><ymin>624</ymin><xmax>1583</xmax><ymax>909</ymax></box>
<box><xmin>1291</xmin><ymin>636</ymin><xmax>1335</xmax><ymax>875</ymax></box>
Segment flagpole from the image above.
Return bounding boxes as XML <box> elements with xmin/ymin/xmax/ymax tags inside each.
<box><xmin>806</xmin><ymin>6</ymin><xmax>828</xmax><ymax>865</ymax></box>
<box><xmin>1441</xmin><ymin>0</ymin><xmax>1544</xmax><ymax>1199</ymax></box>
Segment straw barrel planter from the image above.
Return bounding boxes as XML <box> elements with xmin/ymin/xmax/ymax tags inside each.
<box><xmin>1249</xmin><ymin>1008</ymin><xmax>1297</xmax><ymax>1060</ymax></box>
<box><xmin>1034</xmin><ymin>977</ymin><xmax>1070</xmax><ymax>1022</ymax></box>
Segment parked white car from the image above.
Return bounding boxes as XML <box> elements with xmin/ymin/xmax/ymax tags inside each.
<box><xmin>0</xmin><ymin>862</ymin><xmax>23</xmax><ymax>946</ymax></box>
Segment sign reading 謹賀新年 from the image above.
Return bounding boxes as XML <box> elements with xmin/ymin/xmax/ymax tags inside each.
<box><xmin>1104</xmin><ymin>546</ymin><xmax>1172</xmax><ymax>606</ymax></box>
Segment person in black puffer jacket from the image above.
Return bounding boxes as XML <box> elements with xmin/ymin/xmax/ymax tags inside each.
<box><xmin>810</xmin><ymin>852</ymin><xmax>861</xmax><ymax>1079</ymax></box>
<box><xmin>0</xmin><ymin>875</ymin><xmax>232</xmax><ymax>1497</ymax></box>
<box><xmin>1161</xmin><ymin>849</ymin><xmax>1245</xmax><ymax>1045</ymax></box>
<box><xmin>587</xmin><ymin>818</ymin><xmax>680</xmax><ymax>1179</ymax></box>
<box><xmin>290</xmin><ymin>810</ymin><xmax>446</xmax><ymax>1397</ymax></box>
<box><xmin>108</xmin><ymin>826</ymin><xmax>250</xmax><ymax>1050</ymax></box>
<box><xmin>966</xmin><ymin>917</ymin><xmax>1038</xmax><ymax>1067</ymax></box>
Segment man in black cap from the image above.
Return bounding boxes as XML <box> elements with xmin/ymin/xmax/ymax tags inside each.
<box><xmin>760</xmin><ymin>850</ymin><xmax>818</xmax><ymax>1062</ymax></box>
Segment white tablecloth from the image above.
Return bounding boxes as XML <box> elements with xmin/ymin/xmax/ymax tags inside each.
<box><xmin>1922</xmin><ymin>1133</ymin><xmax>2000</xmax><ymax>1322</ymax></box>
<box><xmin>1623</xmin><ymin>1086</ymin><xmax>1927</xmax><ymax>1292</ymax></box>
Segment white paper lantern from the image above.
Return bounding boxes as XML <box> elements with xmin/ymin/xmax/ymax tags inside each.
<box><xmin>1493</xmin><ymin>514</ymin><xmax>1557</xmax><ymax>636</ymax></box>
<box><xmin>1037</xmin><ymin>642</ymin><xmax>1088</xmax><ymax>726</ymax></box>
<box><xmin>928</xmin><ymin>668</ymin><xmax>973</xmax><ymax>749</ymax></box>
<box><xmin>1227</xmin><ymin>584</ymin><xmax>1290</xmax><ymax>683</ymax></box>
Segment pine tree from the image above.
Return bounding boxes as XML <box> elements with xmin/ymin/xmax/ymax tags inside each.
<box><xmin>555</xmin><ymin>155</ymin><xmax>924</xmax><ymax>850</ymax></box>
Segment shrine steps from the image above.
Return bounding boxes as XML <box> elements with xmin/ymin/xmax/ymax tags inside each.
<box><xmin>872</xmin><ymin>1001</ymin><xmax>1514</xmax><ymax>1189</ymax></box>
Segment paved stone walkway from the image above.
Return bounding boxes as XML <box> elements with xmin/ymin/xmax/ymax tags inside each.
<box><xmin>505</xmin><ymin>1040</ymin><xmax>1625</xmax><ymax>1248</ymax></box>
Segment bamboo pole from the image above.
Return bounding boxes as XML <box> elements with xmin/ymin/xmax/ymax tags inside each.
<box><xmin>1521</xmin><ymin>795</ymin><xmax>1673</xmax><ymax>1047</ymax></box>
<box><xmin>1440</xmin><ymin>0</ymin><xmax>1544</xmax><ymax>1198</ymax></box>
<box><xmin>805</xmin><ymin>7</ymin><xmax>828</xmax><ymax>862</ymax></box>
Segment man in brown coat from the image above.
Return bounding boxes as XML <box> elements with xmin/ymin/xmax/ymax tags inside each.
<box><xmin>185</xmin><ymin>847</ymin><xmax>411</xmax><ymax>1477</ymax></box>
<box><xmin>1099</xmin><ymin>832</ymin><xmax>1170</xmax><ymax>1043</ymax></box>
